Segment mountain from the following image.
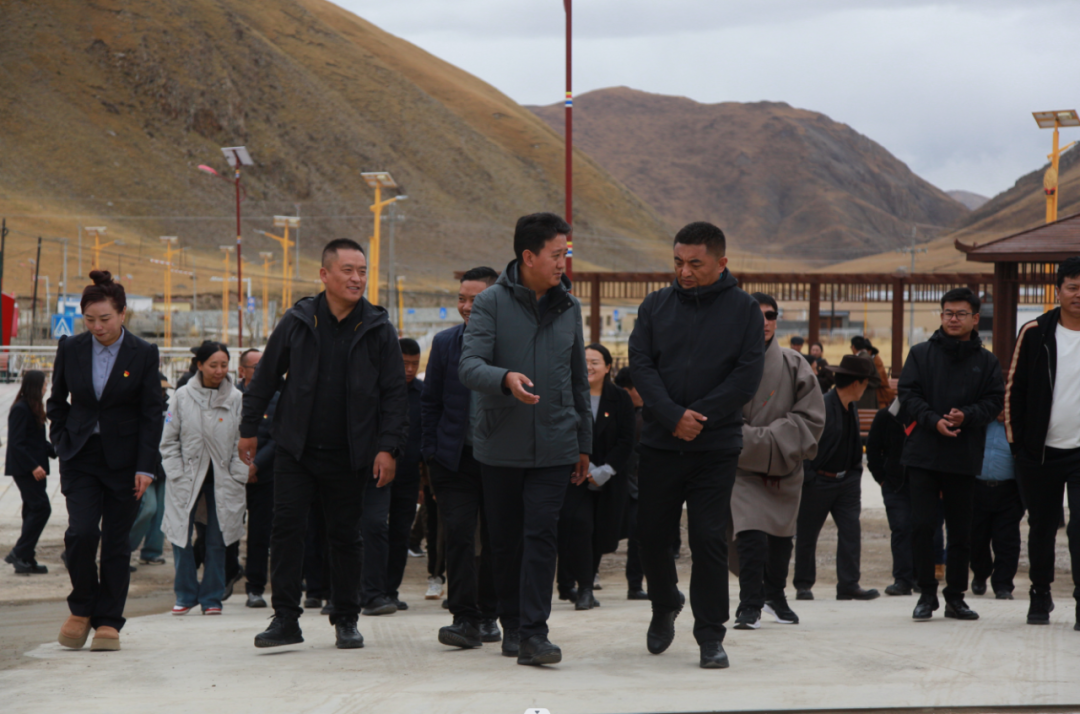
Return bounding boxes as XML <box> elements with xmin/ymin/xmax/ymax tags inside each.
<box><xmin>528</xmin><ymin>87</ymin><xmax>969</xmax><ymax>262</ymax></box>
<box><xmin>0</xmin><ymin>0</ymin><xmax>675</xmax><ymax>304</ymax></box>
<box><xmin>947</xmin><ymin>190</ymin><xmax>989</xmax><ymax>211</ymax></box>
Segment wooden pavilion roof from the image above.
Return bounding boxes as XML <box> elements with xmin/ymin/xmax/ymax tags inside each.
<box><xmin>956</xmin><ymin>212</ymin><xmax>1080</xmax><ymax>262</ymax></box>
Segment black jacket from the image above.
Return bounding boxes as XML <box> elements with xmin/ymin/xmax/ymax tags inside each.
<box><xmin>628</xmin><ymin>270</ymin><xmax>765</xmax><ymax>452</ymax></box>
<box><xmin>1005</xmin><ymin>307</ymin><xmax>1064</xmax><ymax>462</ymax></box>
<box><xmin>898</xmin><ymin>329</ymin><xmax>1004</xmax><ymax>476</ymax></box>
<box><xmin>803</xmin><ymin>389</ymin><xmax>862</xmax><ymax>487</ymax></box>
<box><xmin>6</xmin><ymin>401</ymin><xmax>55</xmax><ymax>477</ymax></box>
<box><xmin>251</xmin><ymin>392</ymin><xmax>279</xmax><ymax>483</ymax></box>
<box><xmin>420</xmin><ymin>323</ymin><xmax>470</xmax><ymax>471</ymax></box>
<box><xmin>866</xmin><ymin>406</ymin><xmax>906</xmax><ymax>492</ymax></box>
<box><xmin>47</xmin><ymin>330</ymin><xmax>164</xmax><ymax>474</ymax></box>
<box><xmin>240</xmin><ymin>296</ymin><xmax>409</xmax><ymax>471</ymax></box>
<box><xmin>590</xmin><ymin>381</ymin><xmax>636</xmax><ymax>554</ymax></box>
<box><xmin>398</xmin><ymin>377</ymin><xmax>424</xmax><ymax>482</ymax></box>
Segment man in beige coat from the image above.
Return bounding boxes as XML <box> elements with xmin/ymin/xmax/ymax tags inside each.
<box><xmin>731</xmin><ymin>293</ymin><xmax>826</xmax><ymax>629</ymax></box>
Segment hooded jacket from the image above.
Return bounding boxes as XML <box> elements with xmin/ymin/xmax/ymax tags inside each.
<box><xmin>897</xmin><ymin>328</ymin><xmax>1004</xmax><ymax>475</ymax></box>
<box><xmin>240</xmin><ymin>295</ymin><xmax>409</xmax><ymax>471</ymax></box>
<box><xmin>458</xmin><ymin>261</ymin><xmax>591</xmax><ymax>468</ymax></box>
<box><xmin>627</xmin><ymin>269</ymin><xmax>765</xmax><ymax>452</ymax></box>
<box><xmin>1005</xmin><ymin>307</ymin><xmax>1066</xmax><ymax>462</ymax></box>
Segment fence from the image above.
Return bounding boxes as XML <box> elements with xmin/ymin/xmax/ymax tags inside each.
<box><xmin>0</xmin><ymin>346</ymin><xmax>236</xmax><ymax>386</ymax></box>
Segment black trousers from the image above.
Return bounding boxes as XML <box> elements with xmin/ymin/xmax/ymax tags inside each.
<box><xmin>59</xmin><ymin>436</ymin><xmax>140</xmax><ymax>631</ymax></box>
<box><xmin>736</xmin><ymin>530</ymin><xmax>793</xmax><ymax>610</ymax></box>
<box><xmin>244</xmin><ymin>479</ymin><xmax>274</xmax><ymax>595</ymax></box>
<box><xmin>424</xmin><ymin>484</ymin><xmax>446</xmax><ymax>580</ymax></box>
<box><xmin>558</xmin><ymin>481</ymin><xmax>601</xmax><ymax>591</ymax></box>
<box><xmin>909</xmin><ymin>468</ymin><xmax>975</xmax><ymax>600</ymax></box>
<box><xmin>12</xmin><ymin>472</ymin><xmax>52</xmax><ymax>563</ymax></box>
<box><xmin>881</xmin><ymin>485</ymin><xmax>915</xmax><ymax>587</ymax></box>
<box><xmin>360</xmin><ymin>475</ymin><xmax>391</xmax><ymax>605</ymax></box>
<box><xmin>638</xmin><ymin>446</ymin><xmax>738</xmax><ymax>645</ymax></box>
<box><xmin>1017</xmin><ymin>447</ymin><xmax>1080</xmax><ymax>596</ymax></box>
<box><xmin>482</xmin><ymin>462</ymin><xmax>570</xmax><ymax>638</ymax></box>
<box><xmin>794</xmin><ymin>474</ymin><xmax>862</xmax><ymax>593</ymax></box>
<box><xmin>430</xmin><ymin>448</ymin><xmax>498</xmax><ymax>623</ymax></box>
<box><xmin>303</xmin><ymin>502</ymin><xmax>331</xmax><ymax>600</ymax></box>
<box><xmin>271</xmin><ymin>447</ymin><xmax>365</xmax><ymax>623</ymax></box>
<box><xmin>970</xmin><ymin>479</ymin><xmax>1024</xmax><ymax>593</ymax></box>
<box><xmin>625</xmin><ymin>497</ymin><xmax>644</xmax><ymax>591</ymax></box>
<box><xmin>385</xmin><ymin>472</ymin><xmax>421</xmax><ymax>601</ymax></box>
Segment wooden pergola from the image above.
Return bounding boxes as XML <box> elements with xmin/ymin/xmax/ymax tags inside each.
<box><xmin>956</xmin><ymin>212</ymin><xmax>1080</xmax><ymax>359</ymax></box>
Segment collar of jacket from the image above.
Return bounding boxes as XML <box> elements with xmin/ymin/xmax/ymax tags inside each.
<box><xmin>290</xmin><ymin>293</ymin><xmax>388</xmax><ymax>342</ymax></box>
<box><xmin>188</xmin><ymin>372</ymin><xmax>236</xmax><ymax>409</ymax></box>
<box><xmin>671</xmin><ymin>268</ymin><xmax>737</xmax><ymax>304</ymax></box>
<box><xmin>498</xmin><ymin>259</ymin><xmax>574</xmax><ymax>312</ymax></box>
<box><xmin>1034</xmin><ymin>306</ymin><xmax>1062</xmax><ymax>343</ymax></box>
<box><xmin>928</xmin><ymin>327</ymin><xmax>984</xmax><ymax>360</ymax></box>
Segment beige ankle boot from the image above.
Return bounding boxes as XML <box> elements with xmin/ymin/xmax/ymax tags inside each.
<box><xmin>58</xmin><ymin>615</ymin><xmax>92</xmax><ymax>649</ymax></box>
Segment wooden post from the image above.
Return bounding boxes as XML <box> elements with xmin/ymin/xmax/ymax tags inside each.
<box><xmin>807</xmin><ymin>281</ymin><xmax>821</xmax><ymax>346</ymax></box>
<box><xmin>891</xmin><ymin>277</ymin><xmax>905</xmax><ymax>377</ymax></box>
<box><xmin>590</xmin><ymin>273</ymin><xmax>601</xmax><ymax>344</ymax></box>
<box><xmin>992</xmin><ymin>262</ymin><xmax>1019</xmax><ymax>361</ymax></box>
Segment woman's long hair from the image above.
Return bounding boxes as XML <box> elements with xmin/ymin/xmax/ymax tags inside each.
<box><xmin>13</xmin><ymin>370</ymin><xmax>47</xmax><ymax>426</ymax></box>
<box><xmin>585</xmin><ymin>342</ymin><xmax>614</xmax><ymax>383</ymax></box>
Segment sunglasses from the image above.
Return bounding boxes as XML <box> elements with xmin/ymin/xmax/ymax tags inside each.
<box><xmin>763</xmin><ymin>310</ymin><xmax>778</xmax><ymax>321</ymax></box>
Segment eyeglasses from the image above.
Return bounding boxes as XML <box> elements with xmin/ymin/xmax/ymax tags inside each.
<box><xmin>941</xmin><ymin>311</ymin><xmax>972</xmax><ymax>320</ymax></box>
<box><xmin>763</xmin><ymin>310</ymin><xmax>778</xmax><ymax>321</ymax></box>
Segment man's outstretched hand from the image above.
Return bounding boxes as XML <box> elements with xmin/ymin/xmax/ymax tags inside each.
<box><xmin>504</xmin><ymin>372</ymin><xmax>540</xmax><ymax>405</ymax></box>
<box><xmin>673</xmin><ymin>409</ymin><xmax>707</xmax><ymax>441</ymax></box>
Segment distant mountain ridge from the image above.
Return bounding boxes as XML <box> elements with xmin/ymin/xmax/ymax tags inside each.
<box><xmin>947</xmin><ymin>190</ymin><xmax>990</xmax><ymax>211</ymax></box>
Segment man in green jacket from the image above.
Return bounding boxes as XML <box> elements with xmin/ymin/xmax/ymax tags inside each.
<box><xmin>459</xmin><ymin>212</ymin><xmax>591</xmax><ymax>666</ymax></box>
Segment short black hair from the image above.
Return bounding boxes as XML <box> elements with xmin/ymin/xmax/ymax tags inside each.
<box><xmin>1057</xmin><ymin>257</ymin><xmax>1080</xmax><ymax>288</ymax></box>
<box><xmin>194</xmin><ymin>341</ymin><xmax>230</xmax><ymax>365</ymax></box>
<box><xmin>940</xmin><ymin>287</ymin><xmax>980</xmax><ymax>313</ymax></box>
<box><xmin>322</xmin><ymin>238</ymin><xmax>365</xmax><ymax>267</ymax></box>
<box><xmin>834</xmin><ymin>372</ymin><xmax>868</xmax><ymax>389</ymax></box>
<box><xmin>399</xmin><ymin>338</ymin><xmax>420</xmax><ymax>356</ymax></box>
<box><xmin>461</xmin><ymin>266</ymin><xmax>499</xmax><ymax>286</ymax></box>
<box><xmin>673</xmin><ymin>221</ymin><xmax>726</xmax><ymax>258</ymax></box>
<box><xmin>514</xmin><ymin>213</ymin><xmax>570</xmax><ymax>263</ymax></box>
<box><xmin>613</xmin><ymin>366</ymin><xmax>634</xmax><ymax>390</ymax></box>
<box><xmin>789</xmin><ymin>336</ymin><xmax>804</xmax><ymax>346</ymax></box>
<box><xmin>585</xmin><ymin>342</ymin><xmax>613</xmax><ymax>382</ymax></box>
<box><xmin>751</xmin><ymin>292</ymin><xmax>778</xmax><ymax>312</ymax></box>
<box><xmin>850</xmin><ymin>335</ymin><xmax>869</xmax><ymax>351</ymax></box>
<box><xmin>239</xmin><ymin>348</ymin><xmax>261</xmax><ymax>367</ymax></box>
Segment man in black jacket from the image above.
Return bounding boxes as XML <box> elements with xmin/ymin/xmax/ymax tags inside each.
<box><xmin>1005</xmin><ymin>257</ymin><xmax>1080</xmax><ymax>627</ymax></box>
<box><xmin>628</xmin><ymin>221</ymin><xmax>764</xmax><ymax>670</ymax></box>
<box><xmin>239</xmin><ymin>238</ymin><xmax>409</xmax><ymax>650</ymax></box>
<box><xmin>614</xmin><ymin>367</ymin><xmax>649</xmax><ymax>600</ymax></box>
<box><xmin>898</xmin><ymin>287</ymin><xmax>1004</xmax><ymax>622</ymax></box>
<box><xmin>244</xmin><ymin>386</ymin><xmax>278</xmax><ymax>609</ymax></box>
<box><xmin>866</xmin><ymin>399</ymin><xmax>915</xmax><ymax>596</ymax></box>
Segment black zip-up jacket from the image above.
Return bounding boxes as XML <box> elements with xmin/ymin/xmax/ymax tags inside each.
<box><xmin>803</xmin><ymin>389</ymin><xmax>862</xmax><ymax>487</ymax></box>
<box><xmin>240</xmin><ymin>296</ymin><xmax>409</xmax><ymax>471</ymax></box>
<box><xmin>898</xmin><ymin>329</ymin><xmax>1004</xmax><ymax>476</ymax></box>
<box><xmin>628</xmin><ymin>269</ymin><xmax>765</xmax><ymax>452</ymax></box>
<box><xmin>1005</xmin><ymin>307</ymin><xmax>1065</xmax><ymax>462</ymax></box>
<box><xmin>866</xmin><ymin>406</ymin><xmax>906</xmax><ymax>492</ymax></box>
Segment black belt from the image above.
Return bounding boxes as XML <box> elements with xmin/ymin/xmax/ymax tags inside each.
<box><xmin>817</xmin><ymin>470</ymin><xmax>848</xmax><ymax>480</ymax></box>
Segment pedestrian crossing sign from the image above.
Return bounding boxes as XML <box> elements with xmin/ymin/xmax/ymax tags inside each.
<box><xmin>51</xmin><ymin>314</ymin><xmax>74</xmax><ymax>339</ymax></box>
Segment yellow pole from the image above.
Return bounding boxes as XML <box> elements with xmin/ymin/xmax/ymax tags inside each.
<box><xmin>396</xmin><ymin>275</ymin><xmax>405</xmax><ymax>334</ymax></box>
<box><xmin>367</xmin><ymin>183</ymin><xmax>383</xmax><ymax>305</ymax></box>
<box><xmin>260</xmin><ymin>252</ymin><xmax>274</xmax><ymax>336</ymax></box>
<box><xmin>1043</xmin><ymin>120</ymin><xmax>1075</xmax><ymax>309</ymax></box>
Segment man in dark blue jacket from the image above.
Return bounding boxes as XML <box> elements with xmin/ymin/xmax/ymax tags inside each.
<box><xmin>244</xmin><ymin>384</ymin><xmax>278</xmax><ymax>609</ymax></box>
<box><xmin>628</xmin><ymin>221</ymin><xmax>765</xmax><ymax>670</ymax></box>
<box><xmin>424</xmin><ymin>267</ymin><xmax>501</xmax><ymax>649</ymax></box>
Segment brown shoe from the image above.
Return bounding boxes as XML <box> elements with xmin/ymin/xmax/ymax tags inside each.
<box><xmin>934</xmin><ymin>564</ymin><xmax>945</xmax><ymax>580</ymax></box>
<box><xmin>90</xmin><ymin>626</ymin><xmax>121</xmax><ymax>651</ymax></box>
<box><xmin>58</xmin><ymin>615</ymin><xmax>92</xmax><ymax>649</ymax></box>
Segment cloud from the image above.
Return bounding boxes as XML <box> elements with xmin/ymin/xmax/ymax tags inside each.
<box><xmin>335</xmin><ymin>0</ymin><xmax>1080</xmax><ymax>197</ymax></box>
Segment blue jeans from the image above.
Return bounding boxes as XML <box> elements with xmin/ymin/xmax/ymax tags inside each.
<box><xmin>129</xmin><ymin>476</ymin><xmax>166</xmax><ymax>560</ymax></box>
<box><xmin>172</xmin><ymin>481</ymin><xmax>225</xmax><ymax>610</ymax></box>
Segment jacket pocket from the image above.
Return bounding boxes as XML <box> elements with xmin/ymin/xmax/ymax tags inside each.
<box><xmin>119</xmin><ymin>418</ymin><xmax>139</xmax><ymax>436</ymax></box>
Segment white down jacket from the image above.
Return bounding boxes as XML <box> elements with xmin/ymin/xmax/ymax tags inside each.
<box><xmin>160</xmin><ymin>374</ymin><xmax>248</xmax><ymax>547</ymax></box>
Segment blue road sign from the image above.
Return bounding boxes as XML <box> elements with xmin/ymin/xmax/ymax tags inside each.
<box><xmin>51</xmin><ymin>314</ymin><xmax>74</xmax><ymax>339</ymax></box>
<box><xmin>439</xmin><ymin>307</ymin><xmax>447</xmax><ymax>320</ymax></box>
<box><xmin>247</xmin><ymin>297</ymin><xmax>256</xmax><ymax>313</ymax></box>
<box><xmin>613</xmin><ymin>309</ymin><xmax>620</xmax><ymax>320</ymax></box>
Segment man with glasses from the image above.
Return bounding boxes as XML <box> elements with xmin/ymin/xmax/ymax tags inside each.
<box><xmin>898</xmin><ymin>287</ymin><xmax>1004</xmax><ymax>622</ymax></box>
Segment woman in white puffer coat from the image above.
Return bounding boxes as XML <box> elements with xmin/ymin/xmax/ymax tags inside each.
<box><xmin>160</xmin><ymin>341</ymin><xmax>249</xmax><ymax>615</ymax></box>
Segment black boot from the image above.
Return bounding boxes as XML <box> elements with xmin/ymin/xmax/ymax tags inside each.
<box><xmin>438</xmin><ymin>618</ymin><xmax>482</xmax><ymax>649</ymax></box>
<box><xmin>517</xmin><ymin>634</ymin><xmax>562</xmax><ymax>666</ymax></box>
<box><xmin>479</xmin><ymin>618</ymin><xmax>502</xmax><ymax>643</ymax></box>
<box><xmin>699</xmin><ymin>641</ymin><xmax>729</xmax><ymax>669</ymax></box>
<box><xmin>254</xmin><ymin>616</ymin><xmax>304</xmax><ymax>648</ymax></box>
<box><xmin>944</xmin><ymin>598</ymin><xmax>979</xmax><ymax>620</ymax></box>
<box><xmin>575</xmin><ymin>588</ymin><xmax>599</xmax><ymax>611</ymax></box>
<box><xmin>334</xmin><ymin>616</ymin><xmax>365</xmax><ymax>649</ymax></box>
<box><xmin>1027</xmin><ymin>589</ymin><xmax>1054</xmax><ymax>625</ymax></box>
<box><xmin>627</xmin><ymin>588</ymin><xmax>650</xmax><ymax>600</ymax></box>
<box><xmin>913</xmin><ymin>594</ymin><xmax>939</xmax><ymax>621</ymax></box>
<box><xmin>646</xmin><ymin>607</ymin><xmax>681</xmax><ymax>654</ymax></box>
<box><xmin>501</xmin><ymin>628</ymin><xmax>520</xmax><ymax>657</ymax></box>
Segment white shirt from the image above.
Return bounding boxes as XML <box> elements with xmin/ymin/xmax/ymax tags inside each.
<box><xmin>1046</xmin><ymin>322</ymin><xmax>1080</xmax><ymax>449</ymax></box>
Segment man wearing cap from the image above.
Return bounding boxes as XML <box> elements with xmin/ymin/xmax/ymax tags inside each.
<box><xmin>793</xmin><ymin>355</ymin><xmax>880</xmax><ymax>602</ymax></box>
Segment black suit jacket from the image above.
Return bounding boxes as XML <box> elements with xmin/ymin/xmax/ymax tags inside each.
<box><xmin>5</xmin><ymin>400</ymin><xmax>55</xmax><ymax>477</ymax></box>
<box><xmin>803</xmin><ymin>389</ymin><xmax>862</xmax><ymax>487</ymax></box>
<box><xmin>591</xmin><ymin>380</ymin><xmax>636</xmax><ymax>554</ymax></box>
<box><xmin>47</xmin><ymin>330</ymin><xmax>165</xmax><ymax>475</ymax></box>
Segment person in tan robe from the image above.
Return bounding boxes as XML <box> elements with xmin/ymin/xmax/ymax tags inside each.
<box><xmin>731</xmin><ymin>293</ymin><xmax>826</xmax><ymax>629</ymax></box>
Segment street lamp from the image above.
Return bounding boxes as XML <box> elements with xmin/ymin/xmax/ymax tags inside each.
<box><xmin>256</xmin><ymin>215</ymin><xmax>299</xmax><ymax>309</ymax></box>
<box><xmin>385</xmin><ymin>195</ymin><xmax>408</xmax><ymax>328</ymax></box>
<box><xmin>221</xmin><ymin>145</ymin><xmax>253</xmax><ymax>347</ymax></box>
<box><xmin>219</xmin><ymin>245</ymin><xmax>234</xmax><ymax>342</ymax></box>
<box><xmin>259</xmin><ymin>251</ymin><xmax>275</xmax><ymax>337</ymax></box>
<box><xmin>361</xmin><ymin>171</ymin><xmax>405</xmax><ymax>305</ymax></box>
<box><xmin>1032</xmin><ymin>110</ymin><xmax>1079</xmax><ymax>223</ymax></box>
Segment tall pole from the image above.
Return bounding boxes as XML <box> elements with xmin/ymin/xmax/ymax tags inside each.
<box><xmin>260</xmin><ymin>252</ymin><xmax>273</xmax><ymax>338</ymax></box>
<box><xmin>388</xmin><ymin>202</ymin><xmax>397</xmax><ymax>327</ymax></box>
<box><xmin>61</xmin><ymin>239</ymin><xmax>68</xmax><ymax>304</ymax></box>
<box><xmin>368</xmin><ymin>183</ymin><xmax>383</xmax><ymax>305</ymax></box>
<box><xmin>77</xmin><ymin>224</ymin><xmax>82</xmax><ymax>280</ymax></box>
<box><xmin>234</xmin><ymin>161</ymin><xmax>244</xmax><ymax>348</ymax></box>
<box><xmin>30</xmin><ymin>237</ymin><xmax>41</xmax><ymax>347</ymax></box>
<box><xmin>0</xmin><ymin>219</ymin><xmax>6</xmax><ymax>341</ymax></box>
<box><xmin>294</xmin><ymin>204</ymin><xmax>301</xmax><ymax>278</ymax></box>
<box><xmin>564</xmin><ymin>0</ymin><xmax>573</xmax><ymax>280</ymax></box>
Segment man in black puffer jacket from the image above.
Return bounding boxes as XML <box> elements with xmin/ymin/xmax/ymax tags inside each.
<box><xmin>866</xmin><ymin>399</ymin><xmax>914</xmax><ymax>596</ymax></box>
<box><xmin>898</xmin><ymin>287</ymin><xmax>1004</xmax><ymax>623</ymax></box>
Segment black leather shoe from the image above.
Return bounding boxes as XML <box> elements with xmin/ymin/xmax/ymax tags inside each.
<box><xmin>913</xmin><ymin>595</ymin><xmax>938</xmax><ymax>621</ymax></box>
<box><xmin>699</xmin><ymin>641</ymin><xmax>729</xmax><ymax>669</ymax></box>
<box><xmin>26</xmin><ymin>561</ymin><xmax>47</xmax><ymax>574</ymax></box>
<box><xmin>1074</xmin><ymin>601</ymin><xmax>1079</xmax><ymax>631</ymax></box>
<box><xmin>627</xmin><ymin>588</ymin><xmax>650</xmax><ymax>600</ymax></box>
<box><xmin>558</xmin><ymin>586</ymin><xmax>579</xmax><ymax>602</ymax></box>
<box><xmin>796</xmin><ymin>589</ymin><xmax>814</xmax><ymax>601</ymax></box>
<box><xmin>479</xmin><ymin>618</ymin><xmax>502</xmax><ymax>643</ymax></box>
<box><xmin>1027</xmin><ymin>590</ymin><xmax>1054</xmax><ymax>625</ymax></box>
<box><xmin>995</xmin><ymin>590</ymin><xmax>1014</xmax><ymax>600</ymax></box>
<box><xmin>837</xmin><ymin>587</ymin><xmax>880</xmax><ymax>601</ymax></box>
<box><xmin>393</xmin><ymin>599</ymin><xmax>409</xmax><ymax>611</ymax></box>
<box><xmin>944</xmin><ymin>599</ymin><xmax>979</xmax><ymax>620</ymax></box>
<box><xmin>646</xmin><ymin>607</ymin><xmax>681</xmax><ymax>654</ymax></box>
<box><xmin>885</xmin><ymin>582</ymin><xmax>912</xmax><ymax>596</ymax></box>
<box><xmin>501</xmin><ymin>628</ymin><xmax>520</xmax><ymax>657</ymax></box>
<box><xmin>575</xmin><ymin>588</ymin><xmax>599</xmax><ymax>611</ymax></box>
<box><xmin>223</xmin><ymin>566</ymin><xmax>244</xmax><ymax>601</ymax></box>
<box><xmin>361</xmin><ymin>596</ymin><xmax>398</xmax><ymax>616</ymax></box>
<box><xmin>438</xmin><ymin>618</ymin><xmax>482</xmax><ymax>648</ymax></box>
<box><xmin>303</xmin><ymin>596</ymin><xmax>323</xmax><ymax>609</ymax></box>
<box><xmin>971</xmin><ymin>579</ymin><xmax>987</xmax><ymax>596</ymax></box>
<box><xmin>517</xmin><ymin>634</ymin><xmax>562</xmax><ymax>666</ymax></box>
<box><xmin>334</xmin><ymin>617</ymin><xmax>365</xmax><ymax>649</ymax></box>
<box><xmin>246</xmin><ymin>592</ymin><xmax>267</xmax><ymax>608</ymax></box>
<box><xmin>254</xmin><ymin>616</ymin><xmax>304</xmax><ymax>648</ymax></box>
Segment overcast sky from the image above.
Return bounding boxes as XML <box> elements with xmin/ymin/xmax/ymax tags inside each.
<box><xmin>339</xmin><ymin>0</ymin><xmax>1080</xmax><ymax>198</ymax></box>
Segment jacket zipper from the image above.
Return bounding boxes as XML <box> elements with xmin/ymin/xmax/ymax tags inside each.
<box><xmin>1042</xmin><ymin>342</ymin><xmax>1053</xmax><ymax>465</ymax></box>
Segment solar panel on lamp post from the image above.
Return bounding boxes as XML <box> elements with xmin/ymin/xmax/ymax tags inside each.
<box><xmin>361</xmin><ymin>172</ymin><xmax>403</xmax><ymax>306</ymax></box>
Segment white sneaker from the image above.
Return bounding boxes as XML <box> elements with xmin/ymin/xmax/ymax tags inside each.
<box><xmin>425</xmin><ymin>576</ymin><xmax>444</xmax><ymax>600</ymax></box>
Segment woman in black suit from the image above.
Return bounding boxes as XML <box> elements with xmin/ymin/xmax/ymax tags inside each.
<box><xmin>47</xmin><ymin>271</ymin><xmax>164</xmax><ymax>652</ymax></box>
<box><xmin>557</xmin><ymin>343</ymin><xmax>635</xmax><ymax>611</ymax></box>
<box><xmin>5</xmin><ymin>370</ymin><xmax>55</xmax><ymax>575</ymax></box>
